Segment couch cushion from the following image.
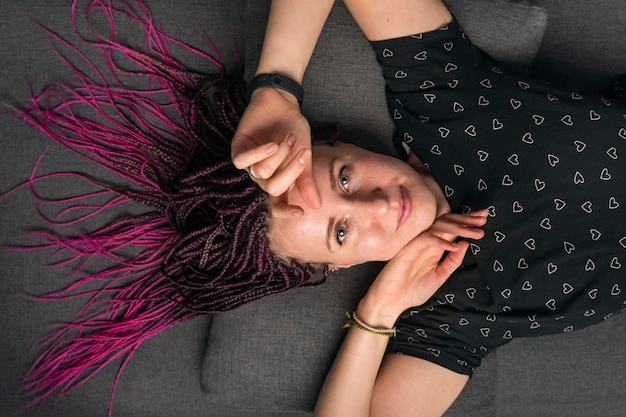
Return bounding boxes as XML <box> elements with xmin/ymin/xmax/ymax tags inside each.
<box><xmin>444</xmin><ymin>0</ymin><xmax>548</xmax><ymax>74</ymax></box>
<box><xmin>494</xmin><ymin>312</ymin><xmax>626</xmax><ymax>417</ymax></box>
<box><xmin>531</xmin><ymin>0</ymin><xmax>626</xmax><ymax>91</ymax></box>
<box><xmin>203</xmin><ymin>0</ymin><xmax>548</xmax><ymax>414</ymax></box>
<box><xmin>202</xmin><ymin>263</ymin><xmax>380</xmax><ymax>412</ymax></box>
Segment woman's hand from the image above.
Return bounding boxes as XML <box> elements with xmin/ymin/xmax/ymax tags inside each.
<box><xmin>357</xmin><ymin>210</ymin><xmax>488</xmax><ymax>328</ymax></box>
<box><xmin>231</xmin><ymin>87</ymin><xmax>321</xmax><ymax>213</ymax></box>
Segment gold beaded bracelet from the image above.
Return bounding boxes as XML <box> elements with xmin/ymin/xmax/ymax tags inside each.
<box><xmin>343</xmin><ymin>310</ymin><xmax>396</xmax><ymax>337</ymax></box>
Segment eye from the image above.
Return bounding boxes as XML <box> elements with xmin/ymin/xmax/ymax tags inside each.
<box><xmin>339</xmin><ymin>166</ymin><xmax>350</xmax><ymax>191</ymax></box>
<box><xmin>336</xmin><ymin>224</ymin><xmax>348</xmax><ymax>246</ymax></box>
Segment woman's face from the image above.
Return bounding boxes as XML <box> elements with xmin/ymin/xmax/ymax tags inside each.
<box><xmin>267</xmin><ymin>143</ymin><xmax>448</xmax><ymax>267</ymax></box>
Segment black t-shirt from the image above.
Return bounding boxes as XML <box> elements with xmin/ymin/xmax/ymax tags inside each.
<box><xmin>371</xmin><ymin>21</ymin><xmax>626</xmax><ymax>375</ymax></box>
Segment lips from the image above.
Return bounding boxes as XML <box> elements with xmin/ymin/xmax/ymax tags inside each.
<box><xmin>397</xmin><ymin>186</ymin><xmax>412</xmax><ymax>229</ymax></box>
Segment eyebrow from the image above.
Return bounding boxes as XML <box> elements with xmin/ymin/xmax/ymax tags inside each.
<box><xmin>326</xmin><ymin>217</ymin><xmax>334</xmax><ymax>253</ymax></box>
<box><xmin>326</xmin><ymin>157</ymin><xmax>338</xmax><ymax>253</ymax></box>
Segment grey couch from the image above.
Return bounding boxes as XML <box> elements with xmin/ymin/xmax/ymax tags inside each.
<box><xmin>1</xmin><ymin>1</ymin><xmax>625</xmax><ymax>416</ymax></box>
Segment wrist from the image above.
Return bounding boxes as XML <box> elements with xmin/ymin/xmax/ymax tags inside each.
<box><xmin>248</xmin><ymin>73</ymin><xmax>304</xmax><ymax>108</ymax></box>
<box><xmin>355</xmin><ymin>297</ymin><xmax>400</xmax><ymax>330</ymax></box>
<box><xmin>254</xmin><ymin>48</ymin><xmax>307</xmax><ymax>86</ymax></box>
<box><xmin>248</xmin><ymin>86</ymin><xmax>301</xmax><ymax>112</ymax></box>
<box><xmin>344</xmin><ymin>310</ymin><xmax>396</xmax><ymax>337</ymax></box>
<box><xmin>254</xmin><ymin>60</ymin><xmax>305</xmax><ymax>84</ymax></box>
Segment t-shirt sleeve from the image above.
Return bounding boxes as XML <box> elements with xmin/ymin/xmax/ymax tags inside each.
<box><xmin>388</xmin><ymin>306</ymin><xmax>488</xmax><ymax>376</ymax></box>
<box><xmin>370</xmin><ymin>21</ymin><xmax>482</xmax><ymax>94</ymax></box>
<box><xmin>370</xmin><ymin>21</ymin><xmax>485</xmax><ymax>159</ymax></box>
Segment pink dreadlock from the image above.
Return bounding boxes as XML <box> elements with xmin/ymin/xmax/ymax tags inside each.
<box><xmin>7</xmin><ymin>0</ymin><xmax>327</xmax><ymax>414</ymax></box>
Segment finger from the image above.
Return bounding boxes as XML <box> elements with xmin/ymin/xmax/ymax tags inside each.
<box><xmin>295</xmin><ymin>155</ymin><xmax>321</xmax><ymax>209</ymax></box>
<box><xmin>437</xmin><ymin>211</ymin><xmax>488</xmax><ymax>227</ymax></box>
<box><xmin>440</xmin><ymin>222</ymin><xmax>485</xmax><ymax>240</ymax></box>
<box><xmin>429</xmin><ymin>214</ymin><xmax>487</xmax><ymax>240</ymax></box>
<box><xmin>261</xmin><ymin>148</ymin><xmax>310</xmax><ymax>196</ymax></box>
<box><xmin>445</xmin><ymin>208</ymin><xmax>489</xmax><ymax>219</ymax></box>
<box><xmin>422</xmin><ymin>233</ymin><xmax>462</xmax><ymax>252</ymax></box>
<box><xmin>270</xmin><ymin>200</ymin><xmax>305</xmax><ymax>218</ymax></box>
<box><xmin>459</xmin><ymin>209</ymin><xmax>489</xmax><ymax>227</ymax></box>
<box><xmin>437</xmin><ymin>241</ymin><xmax>469</xmax><ymax>278</ymax></box>
<box><xmin>262</xmin><ymin>147</ymin><xmax>321</xmax><ymax>208</ymax></box>
<box><xmin>231</xmin><ymin>138</ymin><xmax>279</xmax><ymax>170</ymax></box>
<box><xmin>248</xmin><ymin>134</ymin><xmax>296</xmax><ymax>180</ymax></box>
<box><xmin>470</xmin><ymin>208</ymin><xmax>490</xmax><ymax>218</ymax></box>
<box><xmin>401</xmin><ymin>233</ymin><xmax>460</xmax><ymax>259</ymax></box>
<box><xmin>457</xmin><ymin>226</ymin><xmax>485</xmax><ymax>240</ymax></box>
<box><xmin>429</xmin><ymin>226</ymin><xmax>483</xmax><ymax>244</ymax></box>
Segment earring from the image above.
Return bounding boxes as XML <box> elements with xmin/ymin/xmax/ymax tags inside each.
<box><xmin>328</xmin><ymin>266</ymin><xmax>336</xmax><ymax>272</ymax></box>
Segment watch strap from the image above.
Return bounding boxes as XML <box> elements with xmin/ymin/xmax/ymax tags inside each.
<box><xmin>248</xmin><ymin>73</ymin><xmax>304</xmax><ymax>107</ymax></box>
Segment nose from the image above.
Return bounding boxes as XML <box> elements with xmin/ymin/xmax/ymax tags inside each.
<box><xmin>356</xmin><ymin>189</ymin><xmax>389</xmax><ymax>216</ymax></box>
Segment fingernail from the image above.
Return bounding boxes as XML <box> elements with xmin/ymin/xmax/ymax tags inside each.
<box><xmin>287</xmin><ymin>134</ymin><xmax>296</xmax><ymax>147</ymax></box>
<box><xmin>266</xmin><ymin>143</ymin><xmax>278</xmax><ymax>154</ymax></box>
<box><xmin>299</xmin><ymin>149</ymin><xmax>311</xmax><ymax>164</ymax></box>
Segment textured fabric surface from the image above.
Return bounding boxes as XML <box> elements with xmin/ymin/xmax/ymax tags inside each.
<box><xmin>0</xmin><ymin>1</ymin><xmax>242</xmax><ymax>416</ymax></box>
<box><xmin>495</xmin><ymin>312</ymin><xmax>626</xmax><ymax>417</ymax></box>
<box><xmin>444</xmin><ymin>0</ymin><xmax>548</xmax><ymax>75</ymax></box>
<box><xmin>531</xmin><ymin>0</ymin><xmax>626</xmax><ymax>91</ymax></box>
<box><xmin>202</xmin><ymin>263</ymin><xmax>379</xmax><ymax>411</ymax></box>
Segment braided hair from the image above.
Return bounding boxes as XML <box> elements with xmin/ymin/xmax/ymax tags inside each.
<box><xmin>10</xmin><ymin>0</ymin><xmax>326</xmax><ymax>413</ymax></box>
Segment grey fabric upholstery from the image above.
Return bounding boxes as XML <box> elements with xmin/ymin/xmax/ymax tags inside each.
<box><xmin>531</xmin><ymin>0</ymin><xmax>626</xmax><ymax>91</ymax></box>
<box><xmin>203</xmin><ymin>263</ymin><xmax>379</xmax><ymax>412</ymax></box>
<box><xmin>0</xmin><ymin>1</ymin><xmax>241</xmax><ymax>416</ymax></box>
<box><xmin>494</xmin><ymin>313</ymin><xmax>626</xmax><ymax>416</ymax></box>
<box><xmin>444</xmin><ymin>0</ymin><xmax>548</xmax><ymax>74</ymax></box>
<box><xmin>1</xmin><ymin>1</ymin><xmax>625</xmax><ymax>417</ymax></box>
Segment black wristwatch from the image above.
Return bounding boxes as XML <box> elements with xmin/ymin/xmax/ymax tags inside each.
<box><xmin>248</xmin><ymin>73</ymin><xmax>304</xmax><ymax>107</ymax></box>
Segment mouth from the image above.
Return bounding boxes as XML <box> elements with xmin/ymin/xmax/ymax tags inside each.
<box><xmin>397</xmin><ymin>186</ymin><xmax>412</xmax><ymax>229</ymax></box>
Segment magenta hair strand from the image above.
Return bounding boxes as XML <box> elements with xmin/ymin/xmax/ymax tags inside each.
<box><xmin>7</xmin><ymin>1</ymin><xmax>324</xmax><ymax>415</ymax></box>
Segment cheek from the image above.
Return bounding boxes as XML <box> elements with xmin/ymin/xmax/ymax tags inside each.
<box><xmin>360</xmin><ymin>230</ymin><xmax>407</xmax><ymax>261</ymax></box>
<box><xmin>269</xmin><ymin>218</ymin><xmax>310</xmax><ymax>258</ymax></box>
<box><xmin>270</xmin><ymin>210</ymin><xmax>336</xmax><ymax>263</ymax></box>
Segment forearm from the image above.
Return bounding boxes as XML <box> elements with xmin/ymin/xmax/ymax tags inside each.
<box><xmin>314</xmin><ymin>212</ymin><xmax>487</xmax><ymax>416</ymax></box>
<box><xmin>314</xmin><ymin>299</ymin><xmax>398</xmax><ymax>417</ymax></box>
<box><xmin>314</xmin><ymin>326</ymin><xmax>388</xmax><ymax>416</ymax></box>
<box><xmin>256</xmin><ymin>0</ymin><xmax>335</xmax><ymax>83</ymax></box>
<box><xmin>342</xmin><ymin>0</ymin><xmax>451</xmax><ymax>41</ymax></box>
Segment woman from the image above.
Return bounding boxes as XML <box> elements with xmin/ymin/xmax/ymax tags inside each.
<box><xmin>10</xmin><ymin>1</ymin><xmax>480</xmax><ymax>414</ymax></box>
<box><xmin>232</xmin><ymin>0</ymin><xmax>626</xmax><ymax>415</ymax></box>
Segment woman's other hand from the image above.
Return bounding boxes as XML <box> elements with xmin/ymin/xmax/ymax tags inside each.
<box><xmin>358</xmin><ymin>209</ymin><xmax>488</xmax><ymax>328</ymax></box>
<box><xmin>231</xmin><ymin>86</ymin><xmax>321</xmax><ymax>213</ymax></box>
